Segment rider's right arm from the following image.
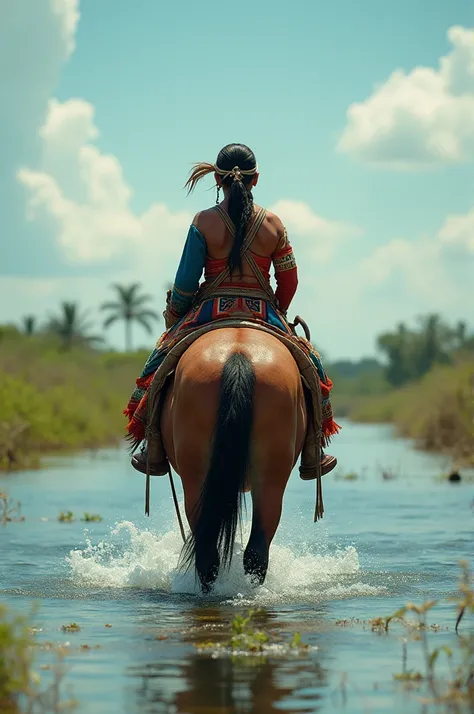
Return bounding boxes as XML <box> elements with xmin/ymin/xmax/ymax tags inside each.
<box><xmin>163</xmin><ymin>225</ymin><xmax>206</xmax><ymax>328</ymax></box>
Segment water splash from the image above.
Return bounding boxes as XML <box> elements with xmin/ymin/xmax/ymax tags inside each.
<box><xmin>67</xmin><ymin>520</ymin><xmax>384</xmax><ymax>604</ymax></box>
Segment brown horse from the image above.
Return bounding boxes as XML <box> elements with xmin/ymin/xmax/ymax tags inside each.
<box><xmin>161</xmin><ymin>327</ymin><xmax>307</xmax><ymax>592</ymax></box>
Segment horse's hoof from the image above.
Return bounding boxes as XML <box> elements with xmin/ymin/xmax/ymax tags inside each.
<box><xmin>243</xmin><ymin>548</ymin><xmax>268</xmax><ymax>586</ymax></box>
<box><xmin>197</xmin><ymin>560</ymin><xmax>219</xmax><ymax>594</ymax></box>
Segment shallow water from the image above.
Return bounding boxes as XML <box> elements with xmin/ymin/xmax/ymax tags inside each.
<box><xmin>1</xmin><ymin>420</ymin><xmax>472</xmax><ymax>713</ymax></box>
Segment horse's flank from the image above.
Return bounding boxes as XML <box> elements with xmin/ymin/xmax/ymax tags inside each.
<box><xmin>161</xmin><ymin>327</ymin><xmax>307</xmax><ymax>591</ymax></box>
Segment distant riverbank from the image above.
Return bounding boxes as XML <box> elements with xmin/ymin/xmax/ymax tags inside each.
<box><xmin>350</xmin><ymin>359</ymin><xmax>474</xmax><ymax>467</ymax></box>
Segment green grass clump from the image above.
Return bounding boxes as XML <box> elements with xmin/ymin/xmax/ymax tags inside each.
<box><xmin>370</xmin><ymin>562</ymin><xmax>473</xmax><ymax>708</ymax></box>
<box><xmin>195</xmin><ymin>610</ymin><xmax>309</xmax><ymax>657</ymax></box>
<box><xmin>58</xmin><ymin>512</ymin><xmax>75</xmax><ymax>523</ymax></box>
<box><xmin>80</xmin><ymin>513</ymin><xmax>103</xmax><ymax>522</ymax></box>
<box><xmin>0</xmin><ymin>331</ymin><xmax>148</xmax><ymax>471</ymax></box>
<box><xmin>0</xmin><ymin>605</ymin><xmax>34</xmax><ymax>712</ymax></box>
<box><xmin>0</xmin><ymin>604</ymin><xmax>77</xmax><ymax>712</ymax></box>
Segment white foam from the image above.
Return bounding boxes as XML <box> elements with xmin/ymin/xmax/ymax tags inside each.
<box><xmin>67</xmin><ymin>520</ymin><xmax>384</xmax><ymax>604</ymax></box>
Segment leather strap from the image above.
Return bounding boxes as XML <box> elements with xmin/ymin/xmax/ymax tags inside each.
<box><xmin>216</xmin><ymin>206</ymin><xmax>277</xmax><ymax>305</ymax></box>
<box><xmin>197</xmin><ymin>206</ymin><xmax>268</xmax><ymax>304</ymax></box>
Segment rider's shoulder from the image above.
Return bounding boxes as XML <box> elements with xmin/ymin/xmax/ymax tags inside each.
<box><xmin>192</xmin><ymin>208</ymin><xmax>216</xmax><ymax>234</ymax></box>
<box><xmin>262</xmin><ymin>208</ymin><xmax>285</xmax><ymax>238</ymax></box>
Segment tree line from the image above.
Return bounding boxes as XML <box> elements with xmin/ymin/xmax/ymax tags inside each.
<box><xmin>377</xmin><ymin>315</ymin><xmax>473</xmax><ymax>387</ymax></box>
<box><xmin>14</xmin><ymin>292</ymin><xmax>473</xmax><ymax>386</ymax></box>
<box><xmin>18</xmin><ymin>283</ymin><xmax>160</xmax><ymax>352</ymax></box>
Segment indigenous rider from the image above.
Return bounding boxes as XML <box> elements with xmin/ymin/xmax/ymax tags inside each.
<box><xmin>124</xmin><ymin>143</ymin><xmax>340</xmax><ymax>477</ymax></box>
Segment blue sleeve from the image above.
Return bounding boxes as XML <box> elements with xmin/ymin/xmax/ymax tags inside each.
<box><xmin>168</xmin><ymin>225</ymin><xmax>206</xmax><ymax>317</ymax></box>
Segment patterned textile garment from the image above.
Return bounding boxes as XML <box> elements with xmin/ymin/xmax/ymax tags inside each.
<box><xmin>124</xmin><ymin>209</ymin><xmax>339</xmax><ymax>448</ymax></box>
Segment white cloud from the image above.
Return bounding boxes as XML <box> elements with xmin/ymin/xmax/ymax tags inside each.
<box><xmin>17</xmin><ymin>97</ymin><xmax>193</xmax><ymax>271</ymax></box>
<box><xmin>50</xmin><ymin>0</ymin><xmax>80</xmax><ymax>58</ymax></box>
<box><xmin>270</xmin><ymin>199</ymin><xmax>362</xmax><ymax>262</ymax></box>
<box><xmin>437</xmin><ymin>206</ymin><xmax>474</xmax><ymax>254</ymax></box>
<box><xmin>0</xmin><ymin>0</ymin><xmax>83</xmax><ymax>277</ymax></box>
<box><xmin>18</xmin><ymin>98</ymin><xmax>360</xmax><ymax>273</ymax></box>
<box><xmin>40</xmin><ymin>98</ymin><xmax>98</xmax><ymax>150</ymax></box>
<box><xmin>0</xmin><ymin>1</ymin><xmax>80</xmax><ymax>145</ymax></box>
<box><xmin>338</xmin><ymin>25</ymin><xmax>474</xmax><ymax>169</ymax></box>
<box><xmin>354</xmin><ymin>207</ymin><xmax>474</xmax><ymax>318</ymax></box>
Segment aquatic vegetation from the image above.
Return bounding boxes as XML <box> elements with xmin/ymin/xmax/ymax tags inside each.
<box><xmin>343</xmin><ymin>471</ymin><xmax>358</xmax><ymax>481</ymax></box>
<box><xmin>0</xmin><ymin>604</ymin><xmax>76</xmax><ymax>713</ymax></box>
<box><xmin>80</xmin><ymin>513</ymin><xmax>103</xmax><ymax>522</ymax></box>
<box><xmin>0</xmin><ymin>493</ymin><xmax>25</xmax><ymax>525</ymax></box>
<box><xmin>228</xmin><ymin>611</ymin><xmax>269</xmax><ymax>652</ymax></box>
<box><xmin>58</xmin><ymin>511</ymin><xmax>75</xmax><ymax>523</ymax></box>
<box><xmin>0</xmin><ymin>605</ymin><xmax>34</xmax><ymax>711</ymax></box>
<box><xmin>195</xmin><ymin>609</ymin><xmax>309</xmax><ymax>657</ymax></box>
<box><xmin>333</xmin><ymin>470</ymin><xmax>358</xmax><ymax>481</ymax></box>
<box><xmin>289</xmin><ymin>632</ymin><xmax>309</xmax><ymax>650</ymax></box>
<box><xmin>385</xmin><ymin>562</ymin><xmax>473</xmax><ymax>708</ymax></box>
<box><xmin>60</xmin><ymin>623</ymin><xmax>81</xmax><ymax>633</ymax></box>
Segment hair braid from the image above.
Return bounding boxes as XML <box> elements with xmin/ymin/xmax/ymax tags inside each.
<box><xmin>215</xmin><ymin>144</ymin><xmax>257</xmax><ymax>275</ymax></box>
<box><xmin>227</xmin><ymin>179</ymin><xmax>254</xmax><ymax>275</ymax></box>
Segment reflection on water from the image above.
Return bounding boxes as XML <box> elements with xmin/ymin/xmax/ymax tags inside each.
<box><xmin>129</xmin><ymin>607</ymin><xmax>328</xmax><ymax>714</ymax></box>
<box><xmin>131</xmin><ymin>655</ymin><xmax>326</xmax><ymax>714</ymax></box>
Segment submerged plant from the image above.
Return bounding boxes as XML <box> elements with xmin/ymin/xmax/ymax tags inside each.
<box><xmin>195</xmin><ymin>609</ymin><xmax>309</xmax><ymax>657</ymax></box>
<box><xmin>0</xmin><ymin>493</ymin><xmax>24</xmax><ymax>526</ymax></box>
<box><xmin>229</xmin><ymin>610</ymin><xmax>269</xmax><ymax>652</ymax></box>
<box><xmin>0</xmin><ymin>604</ymin><xmax>76</xmax><ymax>713</ymax></box>
<box><xmin>384</xmin><ymin>561</ymin><xmax>473</xmax><ymax>708</ymax></box>
<box><xmin>80</xmin><ymin>513</ymin><xmax>102</xmax><ymax>522</ymax></box>
<box><xmin>343</xmin><ymin>471</ymin><xmax>358</xmax><ymax>481</ymax></box>
<box><xmin>0</xmin><ymin>605</ymin><xmax>33</xmax><ymax>711</ymax></box>
<box><xmin>58</xmin><ymin>511</ymin><xmax>75</xmax><ymax>523</ymax></box>
<box><xmin>60</xmin><ymin>623</ymin><xmax>81</xmax><ymax>633</ymax></box>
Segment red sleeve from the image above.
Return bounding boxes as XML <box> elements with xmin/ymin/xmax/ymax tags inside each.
<box><xmin>272</xmin><ymin>231</ymin><xmax>298</xmax><ymax>314</ymax></box>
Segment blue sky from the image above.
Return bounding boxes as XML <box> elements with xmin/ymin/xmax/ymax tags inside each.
<box><xmin>1</xmin><ymin>0</ymin><xmax>473</xmax><ymax>359</ymax></box>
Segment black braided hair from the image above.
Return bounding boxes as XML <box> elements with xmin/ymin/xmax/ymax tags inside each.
<box><xmin>215</xmin><ymin>144</ymin><xmax>257</xmax><ymax>275</ymax></box>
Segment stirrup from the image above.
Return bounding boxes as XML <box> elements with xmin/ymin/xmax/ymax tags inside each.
<box><xmin>300</xmin><ymin>454</ymin><xmax>337</xmax><ymax>480</ymax></box>
<box><xmin>131</xmin><ymin>450</ymin><xmax>169</xmax><ymax>477</ymax></box>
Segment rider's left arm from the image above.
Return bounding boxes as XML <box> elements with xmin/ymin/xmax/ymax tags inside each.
<box><xmin>272</xmin><ymin>230</ymin><xmax>298</xmax><ymax>314</ymax></box>
<box><xmin>164</xmin><ymin>225</ymin><xmax>206</xmax><ymax>328</ymax></box>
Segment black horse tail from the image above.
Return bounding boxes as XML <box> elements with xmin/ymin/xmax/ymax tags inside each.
<box><xmin>182</xmin><ymin>352</ymin><xmax>255</xmax><ymax>589</ymax></box>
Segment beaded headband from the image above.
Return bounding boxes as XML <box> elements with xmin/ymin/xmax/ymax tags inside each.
<box><xmin>184</xmin><ymin>161</ymin><xmax>258</xmax><ymax>193</ymax></box>
<box><xmin>214</xmin><ymin>164</ymin><xmax>259</xmax><ymax>182</ymax></box>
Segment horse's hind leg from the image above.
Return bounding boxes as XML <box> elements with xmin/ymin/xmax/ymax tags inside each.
<box><xmin>244</xmin><ymin>469</ymin><xmax>290</xmax><ymax>585</ymax></box>
<box><xmin>179</xmin><ymin>470</ymin><xmax>220</xmax><ymax>594</ymax></box>
<box><xmin>243</xmin><ymin>506</ymin><xmax>269</xmax><ymax>584</ymax></box>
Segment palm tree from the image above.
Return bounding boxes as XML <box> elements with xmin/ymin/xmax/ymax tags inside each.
<box><xmin>21</xmin><ymin>315</ymin><xmax>36</xmax><ymax>335</ymax></box>
<box><xmin>100</xmin><ymin>283</ymin><xmax>159</xmax><ymax>352</ymax></box>
<box><xmin>46</xmin><ymin>302</ymin><xmax>102</xmax><ymax>351</ymax></box>
<box><xmin>455</xmin><ymin>320</ymin><xmax>467</xmax><ymax>349</ymax></box>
